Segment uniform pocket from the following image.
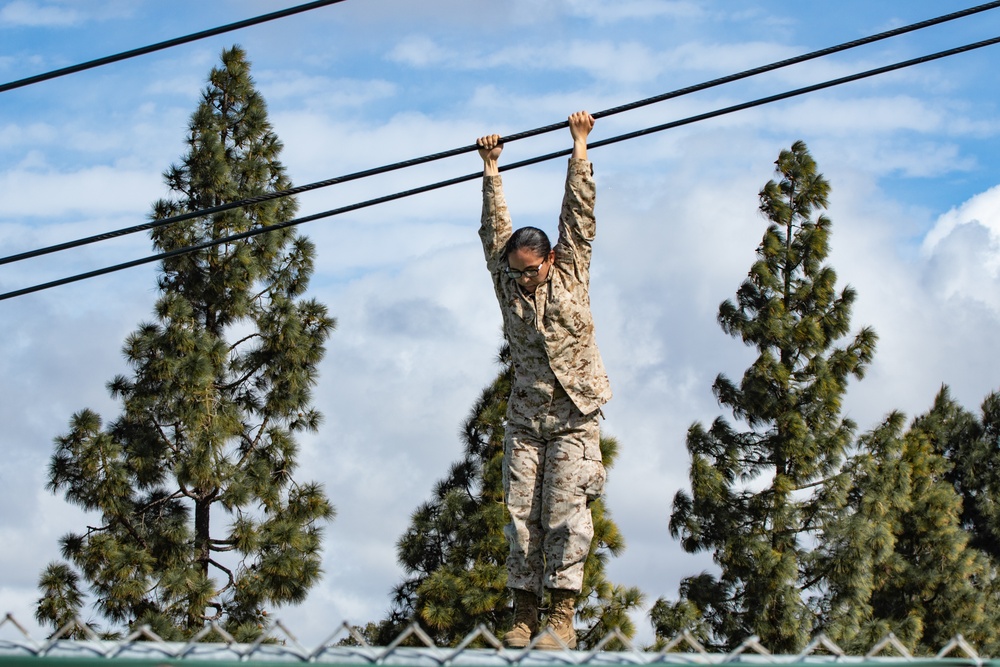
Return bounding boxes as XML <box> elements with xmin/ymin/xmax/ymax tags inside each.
<box><xmin>582</xmin><ymin>437</ymin><xmax>603</xmax><ymax>462</ymax></box>
<box><xmin>580</xmin><ymin>458</ymin><xmax>606</xmax><ymax>502</ymax></box>
<box><xmin>507</xmin><ymin>294</ymin><xmax>526</xmax><ymax>321</ymax></box>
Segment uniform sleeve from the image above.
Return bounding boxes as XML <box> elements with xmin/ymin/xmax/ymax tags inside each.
<box><xmin>480</xmin><ymin>174</ymin><xmax>513</xmax><ymax>275</ymax></box>
<box><xmin>555</xmin><ymin>158</ymin><xmax>596</xmax><ymax>280</ymax></box>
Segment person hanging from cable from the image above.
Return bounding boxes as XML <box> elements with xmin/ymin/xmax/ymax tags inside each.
<box><xmin>476</xmin><ymin>111</ymin><xmax>612</xmax><ymax>650</ymax></box>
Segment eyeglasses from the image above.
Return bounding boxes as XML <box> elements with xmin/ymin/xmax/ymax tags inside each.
<box><xmin>505</xmin><ymin>262</ymin><xmax>545</xmax><ymax>279</ymax></box>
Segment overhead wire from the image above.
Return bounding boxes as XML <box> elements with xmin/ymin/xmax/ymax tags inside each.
<box><xmin>3</xmin><ymin>32</ymin><xmax>1000</xmax><ymax>302</ymax></box>
<box><xmin>3</xmin><ymin>0</ymin><xmax>1000</xmax><ymax>269</ymax></box>
<box><xmin>0</xmin><ymin>0</ymin><xmax>349</xmax><ymax>95</ymax></box>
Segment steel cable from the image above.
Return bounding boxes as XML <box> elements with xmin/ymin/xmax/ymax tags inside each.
<box><xmin>0</xmin><ymin>0</ymin><xmax>349</xmax><ymax>95</ymax></box>
<box><xmin>3</xmin><ymin>33</ymin><xmax>999</xmax><ymax>302</ymax></box>
<box><xmin>2</xmin><ymin>0</ymin><xmax>999</xmax><ymax>268</ymax></box>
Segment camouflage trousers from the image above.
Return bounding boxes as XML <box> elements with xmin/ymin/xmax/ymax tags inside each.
<box><xmin>503</xmin><ymin>381</ymin><xmax>606</xmax><ymax>595</ymax></box>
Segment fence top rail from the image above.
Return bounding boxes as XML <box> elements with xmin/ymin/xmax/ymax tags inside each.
<box><xmin>0</xmin><ymin>617</ymin><xmax>990</xmax><ymax>667</ymax></box>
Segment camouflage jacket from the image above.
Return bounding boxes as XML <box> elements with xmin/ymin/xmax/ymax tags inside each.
<box><xmin>479</xmin><ymin>158</ymin><xmax>612</xmax><ymax>416</ymax></box>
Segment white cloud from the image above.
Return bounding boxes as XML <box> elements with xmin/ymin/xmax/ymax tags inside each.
<box><xmin>385</xmin><ymin>36</ymin><xmax>673</xmax><ymax>85</ymax></box>
<box><xmin>565</xmin><ymin>0</ymin><xmax>704</xmax><ymax>23</ymax></box>
<box><xmin>259</xmin><ymin>73</ymin><xmax>397</xmax><ymax>110</ymax></box>
<box><xmin>0</xmin><ymin>165</ymin><xmax>161</xmax><ymax>218</ymax></box>
<box><xmin>923</xmin><ymin>184</ymin><xmax>1000</xmax><ymax>255</ymax></box>
<box><xmin>387</xmin><ymin>35</ymin><xmax>455</xmax><ymax>68</ymax></box>
<box><xmin>269</xmin><ymin>110</ymin><xmax>489</xmax><ymax>191</ymax></box>
<box><xmin>917</xmin><ymin>187</ymin><xmax>1000</xmax><ymax>315</ymax></box>
<box><xmin>0</xmin><ymin>0</ymin><xmax>78</xmax><ymax>27</ymax></box>
<box><xmin>553</xmin><ymin>41</ymin><xmax>665</xmax><ymax>84</ymax></box>
<box><xmin>784</xmin><ymin>95</ymin><xmax>950</xmax><ymax>134</ymax></box>
<box><xmin>0</xmin><ymin>124</ymin><xmax>56</xmax><ymax>148</ymax></box>
<box><xmin>0</xmin><ymin>0</ymin><xmax>136</xmax><ymax>27</ymax></box>
<box><xmin>925</xmin><ymin>221</ymin><xmax>1000</xmax><ymax>309</ymax></box>
<box><xmin>382</xmin><ymin>32</ymin><xmax>971</xmax><ymax>97</ymax></box>
<box><xmin>666</xmin><ymin>40</ymin><xmax>799</xmax><ymax>75</ymax></box>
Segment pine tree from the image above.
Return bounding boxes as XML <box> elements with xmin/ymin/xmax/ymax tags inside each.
<box><xmin>817</xmin><ymin>391</ymin><xmax>1000</xmax><ymax>654</ymax></box>
<box><xmin>378</xmin><ymin>345</ymin><xmax>642</xmax><ymax>648</ymax></box>
<box><xmin>884</xmin><ymin>390</ymin><xmax>999</xmax><ymax>652</ymax></box>
<box><xmin>928</xmin><ymin>387</ymin><xmax>1000</xmax><ymax>560</ymax></box>
<box><xmin>883</xmin><ymin>409</ymin><xmax>996</xmax><ymax>653</ymax></box>
<box><xmin>659</xmin><ymin>141</ymin><xmax>876</xmax><ymax>652</ymax></box>
<box><xmin>35</xmin><ymin>46</ymin><xmax>335</xmax><ymax>641</ymax></box>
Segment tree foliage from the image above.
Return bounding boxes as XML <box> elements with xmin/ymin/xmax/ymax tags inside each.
<box><xmin>815</xmin><ymin>390</ymin><xmax>1000</xmax><ymax>654</ymax></box>
<box><xmin>656</xmin><ymin>141</ymin><xmax>1000</xmax><ymax>655</ymax></box>
<box><xmin>371</xmin><ymin>344</ymin><xmax>643</xmax><ymax>648</ymax></box>
<box><xmin>36</xmin><ymin>46</ymin><xmax>335</xmax><ymax>641</ymax></box>
<box><xmin>929</xmin><ymin>388</ymin><xmax>1000</xmax><ymax>561</ymax></box>
<box><xmin>660</xmin><ymin>141</ymin><xmax>876</xmax><ymax>652</ymax></box>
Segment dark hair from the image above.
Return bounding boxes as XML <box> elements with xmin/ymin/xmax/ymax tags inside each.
<box><xmin>504</xmin><ymin>226</ymin><xmax>551</xmax><ymax>260</ymax></box>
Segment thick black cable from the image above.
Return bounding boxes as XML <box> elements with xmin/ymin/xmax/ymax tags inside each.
<box><xmin>0</xmin><ymin>0</ymin><xmax>348</xmax><ymax>94</ymax></box>
<box><xmin>3</xmin><ymin>33</ymin><xmax>999</xmax><ymax>303</ymax></box>
<box><xmin>3</xmin><ymin>0</ymin><xmax>998</xmax><ymax>268</ymax></box>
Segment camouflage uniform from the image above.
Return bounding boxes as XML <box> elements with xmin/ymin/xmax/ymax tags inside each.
<box><xmin>479</xmin><ymin>158</ymin><xmax>612</xmax><ymax>595</ymax></box>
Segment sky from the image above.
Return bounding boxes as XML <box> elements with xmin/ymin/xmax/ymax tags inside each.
<box><xmin>3</xmin><ymin>0</ymin><xmax>1000</xmax><ymax>650</ymax></box>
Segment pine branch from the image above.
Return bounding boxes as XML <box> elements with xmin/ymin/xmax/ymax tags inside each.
<box><xmin>153</xmin><ymin>419</ymin><xmax>182</xmax><ymax>456</ymax></box>
<box><xmin>209</xmin><ymin>538</ymin><xmax>238</xmax><ymax>552</ymax></box>
<box><xmin>227</xmin><ymin>331</ymin><xmax>261</xmax><ymax>354</ymax></box>
<box><xmin>208</xmin><ymin>558</ymin><xmax>235</xmax><ymax>596</ymax></box>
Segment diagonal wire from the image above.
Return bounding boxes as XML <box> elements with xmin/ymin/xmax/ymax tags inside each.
<box><xmin>0</xmin><ymin>0</ymin><xmax>349</xmax><ymax>95</ymax></box>
<box><xmin>2</xmin><ymin>0</ymin><xmax>999</xmax><ymax>268</ymax></box>
<box><xmin>3</xmin><ymin>32</ymin><xmax>999</xmax><ymax>303</ymax></box>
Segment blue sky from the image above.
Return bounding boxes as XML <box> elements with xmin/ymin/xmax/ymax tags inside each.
<box><xmin>3</xmin><ymin>0</ymin><xmax>1000</xmax><ymax>648</ymax></box>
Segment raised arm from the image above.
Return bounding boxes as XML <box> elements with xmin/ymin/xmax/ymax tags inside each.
<box><xmin>556</xmin><ymin>111</ymin><xmax>597</xmax><ymax>276</ymax></box>
<box><xmin>477</xmin><ymin>133</ymin><xmax>512</xmax><ymax>274</ymax></box>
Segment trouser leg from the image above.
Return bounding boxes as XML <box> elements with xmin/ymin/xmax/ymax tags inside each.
<box><xmin>539</xmin><ymin>407</ymin><xmax>604</xmax><ymax>592</ymax></box>
<box><xmin>503</xmin><ymin>430</ymin><xmax>545</xmax><ymax>596</ymax></box>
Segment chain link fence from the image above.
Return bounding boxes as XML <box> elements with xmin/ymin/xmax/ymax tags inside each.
<box><xmin>0</xmin><ymin>614</ymin><xmax>989</xmax><ymax>667</ymax></box>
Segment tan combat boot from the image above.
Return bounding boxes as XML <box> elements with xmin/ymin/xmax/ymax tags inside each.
<box><xmin>503</xmin><ymin>589</ymin><xmax>540</xmax><ymax>648</ymax></box>
<box><xmin>535</xmin><ymin>588</ymin><xmax>577</xmax><ymax>650</ymax></box>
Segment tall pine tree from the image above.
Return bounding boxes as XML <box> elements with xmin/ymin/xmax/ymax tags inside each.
<box><xmin>659</xmin><ymin>141</ymin><xmax>876</xmax><ymax>652</ymax></box>
<box><xmin>374</xmin><ymin>345</ymin><xmax>642</xmax><ymax>648</ymax></box>
<box><xmin>35</xmin><ymin>46</ymin><xmax>335</xmax><ymax>641</ymax></box>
